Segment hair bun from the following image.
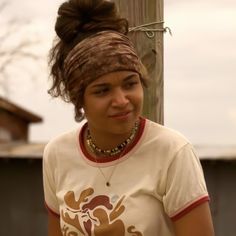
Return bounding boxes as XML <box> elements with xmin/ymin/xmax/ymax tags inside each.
<box><xmin>55</xmin><ymin>0</ymin><xmax>128</xmax><ymax>43</ymax></box>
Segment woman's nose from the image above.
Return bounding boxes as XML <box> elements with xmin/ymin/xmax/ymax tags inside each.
<box><xmin>111</xmin><ymin>88</ymin><xmax>129</xmax><ymax>107</ymax></box>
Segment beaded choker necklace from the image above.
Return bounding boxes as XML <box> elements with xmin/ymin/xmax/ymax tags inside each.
<box><xmin>86</xmin><ymin>121</ymin><xmax>139</xmax><ymax>157</ymax></box>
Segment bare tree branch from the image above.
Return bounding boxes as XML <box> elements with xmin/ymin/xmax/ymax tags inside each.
<box><xmin>0</xmin><ymin>0</ymin><xmax>43</xmax><ymax>96</ymax></box>
<box><xmin>0</xmin><ymin>18</ymin><xmax>29</xmax><ymax>42</ymax></box>
<box><xmin>0</xmin><ymin>1</ymin><xmax>8</xmax><ymax>11</ymax></box>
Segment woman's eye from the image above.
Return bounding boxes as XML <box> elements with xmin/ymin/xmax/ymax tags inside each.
<box><xmin>124</xmin><ymin>81</ymin><xmax>138</xmax><ymax>89</ymax></box>
<box><xmin>93</xmin><ymin>88</ymin><xmax>109</xmax><ymax>95</ymax></box>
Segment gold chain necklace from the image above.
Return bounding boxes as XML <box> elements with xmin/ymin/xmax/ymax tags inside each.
<box><xmin>95</xmin><ymin>161</ymin><xmax>119</xmax><ymax>187</ymax></box>
<box><xmin>87</xmin><ymin>121</ymin><xmax>139</xmax><ymax>187</ymax></box>
<box><xmin>93</xmin><ymin>144</ymin><xmax>129</xmax><ymax>187</ymax></box>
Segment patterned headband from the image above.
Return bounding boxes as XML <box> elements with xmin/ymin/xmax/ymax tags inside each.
<box><xmin>64</xmin><ymin>31</ymin><xmax>146</xmax><ymax>88</ymax></box>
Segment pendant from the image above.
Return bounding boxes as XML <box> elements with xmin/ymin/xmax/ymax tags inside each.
<box><xmin>111</xmin><ymin>194</ymin><xmax>119</xmax><ymax>203</ymax></box>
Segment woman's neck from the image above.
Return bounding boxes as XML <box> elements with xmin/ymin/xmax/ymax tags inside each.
<box><xmin>87</xmin><ymin>126</ymin><xmax>133</xmax><ymax>150</ymax></box>
<box><xmin>84</xmin><ymin>120</ymin><xmax>139</xmax><ymax>158</ymax></box>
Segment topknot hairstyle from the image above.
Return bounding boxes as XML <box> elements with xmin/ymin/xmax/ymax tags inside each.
<box><xmin>48</xmin><ymin>0</ymin><xmax>129</xmax><ymax>121</ymax></box>
<box><xmin>55</xmin><ymin>0</ymin><xmax>128</xmax><ymax>43</ymax></box>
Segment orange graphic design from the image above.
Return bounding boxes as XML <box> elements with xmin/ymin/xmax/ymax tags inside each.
<box><xmin>61</xmin><ymin>188</ymin><xmax>143</xmax><ymax>236</ymax></box>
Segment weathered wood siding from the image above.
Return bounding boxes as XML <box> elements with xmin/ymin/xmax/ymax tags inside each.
<box><xmin>0</xmin><ymin>110</ymin><xmax>29</xmax><ymax>141</ymax></box>
<box><xmin>202</xmin><ymin>160</ymin><xmax>236</xmax><ymax>236</ymax></box>
<box><xmin>0</xmin><ymin>96</ymin><xmax>42</xmax><ymax>142</ymax></box>
<box><xmin>0</xmin><ymin>158</ymin><xmax>47</xmax><ymax>235</ymax></box>
<box><xmin>113</xmin><ymin>0</ymin><xmax>164</xmax><ymax>124</ymax></box>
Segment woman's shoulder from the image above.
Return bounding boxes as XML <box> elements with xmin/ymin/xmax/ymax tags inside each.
<box><xmin>144</xmin><ymin>118</ymin><xmax>191</xmax><ymax>150</ymax></box>
<box><xmin>44</xmin><ymin>126</ymin><xmax>81</xmax><ymax>154</ymax></box>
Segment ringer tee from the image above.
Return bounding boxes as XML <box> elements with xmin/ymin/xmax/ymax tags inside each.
<box><xmin>43</xmin><ymin>117</ymin><xmax>209</xmax><ymax>236</ymax></box>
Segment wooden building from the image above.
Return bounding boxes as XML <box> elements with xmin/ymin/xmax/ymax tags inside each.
<box><xmin>0</xmin><ymin>96</ymin><xmax>42</xmax><ymax>142</ymax></box>
<box><xmin>0</xmin><ymin>97</ymin><xmax>46</xmax><ymax>235</ymax></box>
<box><xmin>198</xmin><ymin>146</ymin><xmax>236</xmax><ymax>236</ymax></box>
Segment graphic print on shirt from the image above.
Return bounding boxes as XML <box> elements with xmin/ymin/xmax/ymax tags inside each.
<box><xmin>61</xmin><ymin>187</ymin><xmax>143</xmax><ymax>236</ymax></box>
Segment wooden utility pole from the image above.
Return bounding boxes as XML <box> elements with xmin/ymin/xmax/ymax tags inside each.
<box><xmin>114</xmin><ymin>0</ymin><xmax>164</xmax><ymax>124</ymax></box>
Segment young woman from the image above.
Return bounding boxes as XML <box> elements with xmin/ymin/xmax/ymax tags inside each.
<box><xmin>43</xmin><ymin>0</ymin><xmax>215</xmax><ymax>235</ymax></box>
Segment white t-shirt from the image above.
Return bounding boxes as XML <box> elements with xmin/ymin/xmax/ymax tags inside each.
<box><xmin>43</xmin><ymin>117</ymin><xmax>209</xmax><ymax>236</ymax></box>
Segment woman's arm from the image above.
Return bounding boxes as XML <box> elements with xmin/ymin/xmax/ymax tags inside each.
<box><xmin>48</xmin><ymin>211</ymin><xmax>63</xmax><ymax>236</ymax></box>
<box><xmin>173</xmin><ymin>202</ymin><xmax>215</xmax><ymax>236</ymax></box>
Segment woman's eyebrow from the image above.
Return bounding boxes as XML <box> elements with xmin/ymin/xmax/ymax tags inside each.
<box><xmin>123</xmin><ymin>74</ymin><xmax>138</xmax><ymax>82</ymax></box>
<box><xmin>89</xmin><ymin>73</ymin><xmax>138</xmax><ymax>88</ymax></box>
<box><xmin>89</xmin><ymin>83</ymin><xmax>110</xmax><ymax>89</ymax></box>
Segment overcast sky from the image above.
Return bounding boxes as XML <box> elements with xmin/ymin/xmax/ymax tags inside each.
<box><xmin>1</xmin><ymin>0</ymin><xmax>236</xmax><ymax>146</ymax></box>
<box><xmin>164</xmin><ymin>0</ymin><xmax>236</xmax><ymax>145</ymax></box>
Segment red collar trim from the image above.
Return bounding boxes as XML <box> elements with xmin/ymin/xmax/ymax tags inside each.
<box><xmin>79</xmin><ymin>117</ymin><xmax>146</xmax><ymax>163</ymax></box>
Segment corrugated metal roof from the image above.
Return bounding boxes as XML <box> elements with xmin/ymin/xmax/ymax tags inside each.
<box><xmin>0</xmin><ymin>142</ymin><xmax>45</xmax><ymax>159</ymax></box>
<box><xmin>0</xmin><ymin>142</ymin><xmax>236</xmax><ymax>160</ymax></box>
<box><xmin>195</xmin><ymin>145</ymin><xmax>236</xmax><ymax>160</ymax></box>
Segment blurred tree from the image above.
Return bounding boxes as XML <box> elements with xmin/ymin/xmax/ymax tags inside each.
<box><xmin>0</xmin><ymin>1</ymin><xmax>42</xmax><ymax>97</ymax></box>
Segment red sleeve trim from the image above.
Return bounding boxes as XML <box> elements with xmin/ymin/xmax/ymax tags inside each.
<box><xmin>170</xmin><ymin>196</ymin><xmax>210</xmax><ymax>221</ymax></box>
<box><xmin>44</xmin><ymin>201</ymin><xmax>60</xmax><ymax>218</ymax></box>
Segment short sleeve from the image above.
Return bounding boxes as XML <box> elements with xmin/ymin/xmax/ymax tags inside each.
<box><xmin>163</xmin><ymin>143</ymin><xmax>209</xmax><ymax>221</ymax></box>
<box><xmin>42</xmin><ymin>143</ymin><xmax>60</xmax><ymax>214</ymax></box>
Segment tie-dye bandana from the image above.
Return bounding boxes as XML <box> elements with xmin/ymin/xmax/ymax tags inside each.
<box><xmin>64</xmin><ymin>31</ymin><xmax>146</xmax><ymax>88</ymax></box>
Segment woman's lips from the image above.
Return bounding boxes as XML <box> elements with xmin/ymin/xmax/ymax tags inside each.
<box><xmin>109</xmin><ymin>111</ymin><xmax>132</xmax><ymax>120</ymax></box>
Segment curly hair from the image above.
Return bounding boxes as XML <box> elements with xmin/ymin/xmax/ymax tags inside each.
<box><xmin>48</xmin><ymin>0</ymin><xmax>129</xmax><ymax>121</ymax></box>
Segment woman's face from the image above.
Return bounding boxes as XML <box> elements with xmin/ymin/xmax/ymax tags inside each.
<box><xmin>83</xmin><ymin>70</ymin><xmax>143</xmax><ymax>136</ymax></box>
